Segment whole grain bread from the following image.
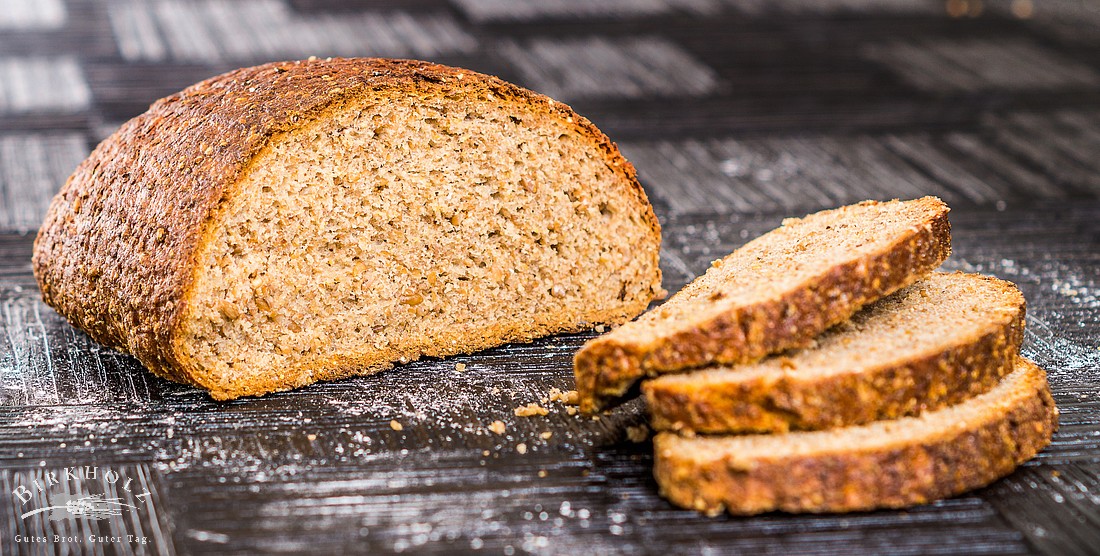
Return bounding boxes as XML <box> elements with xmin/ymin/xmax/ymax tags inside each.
<box><xmin>644</xmin><ymin>272</ymin><xmax>1025</xmax><ymax>434</ymax></box>
<box><xmin>575</xmin><ymin>197</ymin><xmax>951</xmax><ymax>414</ymax></box>
<box><xmin>653</xmin><ymin>358</ymin><xmax>1057</xmax><ymax>515</ymax></box>
<box><xmin>33</xmin><ymin>58</ymin><xmax>663</xmax><ymax>400</ymax></box>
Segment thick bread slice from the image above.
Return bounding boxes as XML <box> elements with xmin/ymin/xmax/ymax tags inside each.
<box><xmin>33</xmin><ymin>58</ymin><xmax>662</xmax><ymax>400</ymax></box>
<box><xmin>575</xmin><ymin>197</ymin><xmax>950</xmax><ymax>413</ymax></box>
<box><xmin>645</xmin><ymin>272</ymin><xmax>1025</xmax><ymax>434</ymax></box>
<box><xmin>653</xmin><ymin>358</ymin><xmax>1058</xmax><ymax>515</ymax></box>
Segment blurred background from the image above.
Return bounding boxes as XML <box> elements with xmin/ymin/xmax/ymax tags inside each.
<box><xmin>2</xmin><ymin>1</ymin><xmax>1100</xmax><ymax>554</ymax></box>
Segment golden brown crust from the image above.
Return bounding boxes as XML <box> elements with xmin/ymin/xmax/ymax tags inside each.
<box><xmin>576</xmin><ymin>199</ymin><xmax>951</xmax><ymax>414</ymax></box>
<box><xmin>653</xmin><ymin>359</ymin><xmax>1058</xmax><ymax>515</ymax></box>
<box><xmin>32</xmin><ymin>58</ymin><xmax>661</xmax><ymax>396</ymax></box>
<box><xmin>644</xmin><ymin>274</ymin><xmax>1025</xmax><ymax>434</ymax></box>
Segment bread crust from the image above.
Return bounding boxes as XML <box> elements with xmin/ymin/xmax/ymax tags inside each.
<box><xmin>644</xmin><ymin>273</ymin><xmax>1025</xmax><ymax>434</ymax></box>
<box><xmin>32</xmin><ymin>58</ymin><xmax>661</xmax><ymax>396</ymax></box>
<box><xmin>653</xmin><ymin>359</ymin><xmax>1058</xmax><ymax>515</ymax></box>
<box><xmin>576</xmin><ymin>198</ymin><xmax>951</xmax><ymax>414</ymax></box>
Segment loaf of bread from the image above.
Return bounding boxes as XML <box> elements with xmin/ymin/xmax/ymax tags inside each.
<box><xmin>654</xmin><ymin>358</ymin><xmax>1057</xmax><ymax>515</ymax></box>
<box><xmin>575</xmin><ymin>197</ymin><xmax>951</xmax><ymax>414</ymax></box>
<box><xmin>33</xmin><ymin>58</ymin><xmax>663</xmax><ymax>399</ymax></box>
<box><xmin>645</xmin><ymin>272</ymin><xmax>1025</xmax><ymax>434</ymax></box>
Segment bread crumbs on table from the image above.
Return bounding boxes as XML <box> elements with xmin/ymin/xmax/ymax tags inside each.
<box><xmin>566</xmin><ymin>406</ymin><xmax>578</xmax><ymax>416</ymax></box>
<box><xmin>516</xmin><ymin>443</ymin><xmax>527</xmax><ymax>454</ymax></box>
<box><xmin>488</xmin><ymin>420</ymin><xmax>506</xmax><ymax>434</ymax></box>
<box><xmin>454</xmin><ymin>362</ymin><xmax>466</xmax><ymax>372</ymax></box>
<box><xmin>626</xmin><ymin>425</ymin><xmax>649</xmax><ymax>443</ymax></box>
<box><xmin>515</xmin><ymin>403</ymin><xmax>549</xmax><ymax>417</ymax></box>
<box><xmin>540</xmin><ymin>431</ymin><xmax>553</xmax><ymax>440</ymax></box>
<box><xmin>547</xmin><ymin>388</ymin><xmax>579</xmax><ymax>405</ymax></box>
<box><xmin>390</xmin><ymin>420</ymin><xmax>403</xmax><ymax>431</ymax></box>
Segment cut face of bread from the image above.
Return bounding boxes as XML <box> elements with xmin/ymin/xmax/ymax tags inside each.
<box><xmin>32</xmin><ymin>59</ymin><xmax>662</xmax><ymax>399</ymax></box>
<box><xmin>575</xmin><ymin>197</ymin><xmax>950</xmax><ymax>413</ymax></box>
<box><xmin>645</xmin><ymin>272</ymin><xmax>1025</xmax><ymax>434</ymax></box>
<box><xmin>177</xmin><ymin>78</ymin><xmax>659</xmax><ymax>398</ymax></box>
<box><xmin>653</xmin><ymin>358</ymin><xmax>1058</xmax><ymax>516</ymax></box>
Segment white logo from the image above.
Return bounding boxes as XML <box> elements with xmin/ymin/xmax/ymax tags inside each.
<box><xmin>11</xmin><ymin>466</ymin><xmax>153</xmax><ymax>545</ymax></box>
<box><xmin>20</xmin><ymin>493</ymin><xmax>137</xmax><ymax>520</ymax></box>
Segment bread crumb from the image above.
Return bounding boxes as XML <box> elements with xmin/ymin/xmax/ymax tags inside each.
<box><xmin>540</xmin><ymin>431</ymin><xmax>553</xmax><ymax>440</ymax></box>
<box><xmin>566</xmin><ymin>406</ymin><xmax>578</xmax><ymax>416</ymax></box>
<box><xmin>548</xmin><ymin>388</ymin><xmax>579</xmax><ymax>405</ymax></box>
<box><xmin>516</xmin><ymin>443</ymin><xmax>527</xmax><ymax>455</ymax></box>
<box><xmin>307</xmin><ymin>433</ymin><xmax>317</xmax><ymax>441</ymax></box>
<box><xmin>488</xmin><ymin>420</ymin><xmax>506</xmax><ymax>435</ymax></box>
<box><xmin>390</xmin><ymin>420</ymin><xmax>403</xmax><ymax>431</ymax></box>
<box><xmin>515</xmin><ymin>403</ymin><xmax>549</xmax><ymax>417</ymax></box>
<box><xmin>626</xmin><ymin>425</ymin><xmax>650</xmax><ymax>443</ymax></box>
<box><xmin>454</xmin><ymin>362</ymin><xmax>467</xmax><ymax>372</ymax></box>
<box><xmin>594</xmin><ymin>324</ymin><xmax>606</xmax><ymax>333</ymax></box>
<box><xmin>482</xmin><ymin>450</ymin><xmax>490</xmax><ymax>457</ymax></box>
<box><xmin>491</xmin><ymin>387</ymin><xmax>501</xmax><ymax>395</ymax></box>
<box><xmin>538</xmin><ymin>470</ymin><xmax>547</xmax><ymax>478</ymax></box>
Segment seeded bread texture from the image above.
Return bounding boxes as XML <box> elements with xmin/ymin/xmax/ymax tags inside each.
<box><xmin>575</xmin><ymin>197</ymin><xmax>951</xmax><ymax>414</ymax></box>
<box><xmin>32</xmin><ymin>58</ymin><xmax>662</xmax><ymax>400</ymax></box>
<box><xmin>645</xmin><ymin>272</ymin><xmax>1025</xmax><ymax>434</ymax></box>
<box><xmin>653</xmin><ymin>358</ymin><xmax>1057</xmax><ymax>515</ymax></box>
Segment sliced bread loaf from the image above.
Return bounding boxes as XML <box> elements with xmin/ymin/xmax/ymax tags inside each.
<box><xmin>33</xmin><ymin>58</ymin><xmax>663</xmax><ymax>400</ymax></box>
<box><xmin>653</xmin><ymin>358</ymin><xmax>1057</xmax><ymax>515</ymax></box>
<box><xmin>575</xmin><ymin>197</ymin><xmax>951</xmax><ymax>413</ymax></box>
<box><xmin>644</xmin><ymin>272</ymin><xmax>1025</xmax><ymax>434</ymax></box>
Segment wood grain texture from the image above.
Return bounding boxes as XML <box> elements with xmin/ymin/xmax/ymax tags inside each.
<box><xmin>1</xmin><ymin>0</ymin><xmax>1099</xmax><ymax>553</ymax></box>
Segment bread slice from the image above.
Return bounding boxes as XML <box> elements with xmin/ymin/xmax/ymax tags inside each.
<box><xmin>644</xmin><ymin>272</ymin><xmax>1025</xmax><ymax>434</ymax></box>
<box><xmin>653</xmin><ymin>358</ymin><xmax>1057</xmax><ymax>515</ymax></box>
<box><xmin>575</xmin><ymin>197</ymin><xmax>951</xmax><ymax>413</ymax></box>
<box><xmin>32</xmin><ymin>58</ymin><xmax>663</xmax><ymax>400</ymax></box>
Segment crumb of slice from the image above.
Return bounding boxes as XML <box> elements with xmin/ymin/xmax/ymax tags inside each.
<box><xmin>515</xmin><ymin>403</ymin><xmax>549</xmax><ymax>417</ymax></box>
<box><xmin>488</xmin><ymin>420</ymin><xmax>506</xmax><ymax>435</ymax></box>
<box><xmin>540</xmin><ymin>431</ymin><xmax>553</xmax><ymax>440</ymax></box>
<box><xmin>390</xmin><ymin>420</ymin><xmax>403</xmax><ymax>431</ymax></box>
<box><xmin>454</xmin><ymin>362</ymin><xmax>467</xmax><ymax>372</ymax></box>
<box><xmin>626</xmin><ymin>425</ymin><xmax>650</xmax><ymax>443</ymax></box>
<box><xmin>516</xmin><ymin>443</ymin><xmax>527</xmax><ymax>455</ymax></box>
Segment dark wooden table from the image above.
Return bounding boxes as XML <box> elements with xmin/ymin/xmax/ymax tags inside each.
<box><xmin>2</xmin><ymin>1</ymin><xmax>1100</xmax><ymax>554</ymax></box>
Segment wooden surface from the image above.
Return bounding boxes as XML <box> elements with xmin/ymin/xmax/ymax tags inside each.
<box><xmin>2</xmin><ymin>0</ymin><xmax>1100</xmax><ymax>554</ymax></box>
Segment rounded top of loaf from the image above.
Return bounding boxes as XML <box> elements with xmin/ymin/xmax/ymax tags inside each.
<box><xmin>32</xmin><ymin>58</ymin><xmax>653</xmax><ymax>388</ymax></box>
